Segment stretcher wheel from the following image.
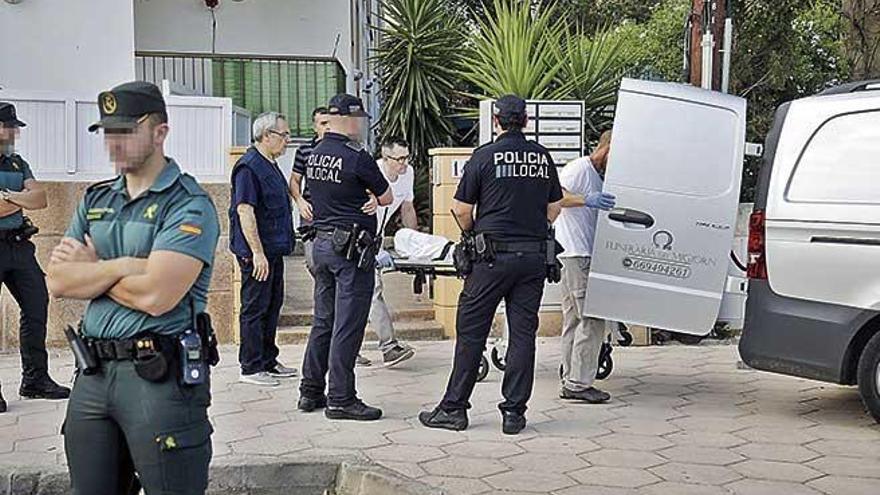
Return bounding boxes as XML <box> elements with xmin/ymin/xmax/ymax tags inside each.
<box><xmin>477</xmin><ymin>355</ymin><xmax>490</xmax><ymax>382</ymax></box>
<box><xmin>596</xmin><ymin>347</ymin><xmax>613</xmax><ymax>380</ymax></box>
<box><xmin>491</xmin><ymin>347</ymin><xmax>506</xmax><ymax>371</ymax></box>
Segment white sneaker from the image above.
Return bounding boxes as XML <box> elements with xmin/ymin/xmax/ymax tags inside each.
<box><xmin>267</xmin><ymin>363</ymin><xmax>298</xmax><ymax>378</ymax></box>
<box><xmin>239</xmin><ymin>372</ymin><xmax>280</xmax><ymax>387</ymax></box>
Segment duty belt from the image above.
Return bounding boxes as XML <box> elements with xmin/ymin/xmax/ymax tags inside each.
<box><xmin>492</xmin><ymin>240</ymin><xmax>546</xmax><ymax>253</ymax></box>
<box><xmin>89</xmin><ymin>335</ymin><xmax>171</xmax><ymax>361</ymax></box>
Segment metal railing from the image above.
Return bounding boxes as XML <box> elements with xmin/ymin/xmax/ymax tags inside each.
<box><xmin>136</xmin><ymin>51</ymin><xmax>346</xmax><ymax>137</ymax></box>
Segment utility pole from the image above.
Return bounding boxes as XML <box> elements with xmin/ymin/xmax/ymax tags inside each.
<box><xmin>688</xmin><ymin>0</ymin><xmax>731</xmax><ymax>92</ymax></box>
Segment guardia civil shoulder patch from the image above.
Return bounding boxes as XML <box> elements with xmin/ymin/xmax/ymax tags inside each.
<box><xmin>179</xmin><ymin>224</ymin><xmax>202</xmax><ymax>236</ymax></box>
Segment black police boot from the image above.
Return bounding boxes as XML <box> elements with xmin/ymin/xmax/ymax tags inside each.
<box><xmin>502</xmin><ymin>411</ymin><xmax>527</xmax><ymax>435</ymax></box>
<box><xmin>559</xmin><ymin>386</ymin><xmax>611</xmax><ymax>404</ymax></box>
<box><xmin>0</xmin><ymin>384</ymin><xmax>7</xmax><ymax>413</ymax></box>
<box><xmin>419</xmin><ymin>407</ymin><xmax>468</xmax><ymax>431</ymax></box>
<box><xmin>325</xmin><ymin>400</ymin><xmax>382</xmax><ymax>421</ymax></box>
<box><xmin>19</xmin><ymin>378</ymin><xmax>71</xmax><ymax>400</ymax></box>
<box><xmin>298</xmin><ymin>394</ymin><xmax>327</xmax><ymax>413</ymax></box>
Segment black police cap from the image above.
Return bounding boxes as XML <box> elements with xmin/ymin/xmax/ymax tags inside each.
<box><xmin>89</xmin><ymin>81</ymin><xmax>167</xmax><ymax>133</ymax></box>
<box><xmin>327</xmin><ymin>93</ymin><xmax>369</xmax><ymax>117</ymax></box>
<box><xmin>0</xmin><ymin>102</ymin><xmax>26</xmax><ymax>128</ymax></box>
<box><xmin>494</xmin><ymin>95</ymin><xmax>528</xmax><ymax>120</ymax></box>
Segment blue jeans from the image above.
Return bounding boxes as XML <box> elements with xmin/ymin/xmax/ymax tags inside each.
<box><xmin>299</xmin><ymin>237</ymin><xmax>375</xmax><ymax>407</ymax></box>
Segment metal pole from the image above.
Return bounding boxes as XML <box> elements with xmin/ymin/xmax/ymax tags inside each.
<box><xmin>721</xmin><ymin>17</ymin><xmax>733</xmax><ymax>93</ymax></box>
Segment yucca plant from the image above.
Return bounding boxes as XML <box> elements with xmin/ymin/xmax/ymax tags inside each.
<box><xmin>555</xmin><ymin>26</ymin><xmax>644</xmax><ymax>134</ymax></box>
<box><xmin>372</xmin><ymin>0</ymin><xmax>468</xmax><ymax>228</ymax></box>
<box><xmin>373</xmin><ymin>0</ymin><xmax>467</xmax><ymax>164</ymax></box>
<box><xmin>461</xmin><ymin>0</ymin><xmax>569</xmax><ymax>99</ymax></box>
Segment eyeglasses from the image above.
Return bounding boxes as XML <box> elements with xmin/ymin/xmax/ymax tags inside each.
<box><xmin>269</xmin><ymin>129</ymin><xmax>291</xmax><ymax>140</ymax></box>
<box><xmin>386</xmin><ymin>154</ymin><xmax>410</xmax><ymax>163</ymax></box>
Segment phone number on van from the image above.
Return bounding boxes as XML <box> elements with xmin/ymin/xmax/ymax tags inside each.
<box><xmin>622</xmin><ymin>257</ymin><xmax>692</xmax><ymax>279</ymax></box>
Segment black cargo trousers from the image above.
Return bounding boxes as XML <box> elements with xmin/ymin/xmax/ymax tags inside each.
<box><xmin>440</xmin><ymin>251</ymin><xmax>546</xmax><ymax>414</ymax></box>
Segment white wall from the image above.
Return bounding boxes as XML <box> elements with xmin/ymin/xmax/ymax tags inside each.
<box><xmin>134</xmin><ymin>0</ymin><xmax>355</xmax><ymax>87</ymax></box>
<box><xmin>0</xmin><ymin>0</ymin><xmax>135</xmax><ymax>93</ymax></box>
<box><xmin>1</xmin><ymin>89</ymin><xmax>235</xmax><ymax>183</ymax></box>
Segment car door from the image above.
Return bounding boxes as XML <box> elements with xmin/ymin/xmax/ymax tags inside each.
<box><xmin>583</xmin><ymin>79</ymin><xmax>747</xmax><ymax>335</ymax></box>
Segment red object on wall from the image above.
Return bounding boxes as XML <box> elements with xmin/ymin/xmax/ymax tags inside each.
<box><xmin>205</xmin><ymin>0</ymin><xmax>219</xmax><ymax>8</ymax></box>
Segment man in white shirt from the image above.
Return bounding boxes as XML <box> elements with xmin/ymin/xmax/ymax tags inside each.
<box><xmin>555</xmin><ymin>130</ymin><xmax>616</xmax><ymax>403</ymax></box>
<box><xmin>372</xmin><ymin>138</ymin><xmax>418</xmax><ymax>367</ymax></box>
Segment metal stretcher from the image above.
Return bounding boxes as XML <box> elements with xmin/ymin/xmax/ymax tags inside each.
<box><xmin>390</xmin><ymin>254</ymin><xmax>633</xmax><ymax>382</ymax></box>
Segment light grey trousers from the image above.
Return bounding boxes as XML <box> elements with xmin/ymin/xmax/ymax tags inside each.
<box><xmin>560</xmin><ymin>256</ymin><xmax>606</xmax><ymax>392</ymax></box>
<box><xmin>369</xmin><ymin>269</ymin><xmax>398</xmax><ymax>353</ymax></box>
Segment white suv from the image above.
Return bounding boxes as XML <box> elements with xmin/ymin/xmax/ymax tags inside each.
<box><xmin>739</xmin><ymin>81</ymin><xmax>880</xmax><ymax>422</ymax></box>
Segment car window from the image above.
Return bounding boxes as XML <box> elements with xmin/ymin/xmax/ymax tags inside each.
<box><xmin>787</xmin><ymin>110</ymin><xmax>880</xmax><ymax>204</ymax></box>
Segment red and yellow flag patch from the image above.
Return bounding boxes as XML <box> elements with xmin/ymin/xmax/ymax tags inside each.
<box><xmin>179</xmin><ymin>224</ymin><xmax>202</xmax><ymax>236</ymax></box>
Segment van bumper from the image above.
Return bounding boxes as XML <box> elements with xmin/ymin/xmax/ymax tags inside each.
<box><xmin>740</xmin><ymin>280</ymin><xmax>874</xmax><ymax>384</ymax></box>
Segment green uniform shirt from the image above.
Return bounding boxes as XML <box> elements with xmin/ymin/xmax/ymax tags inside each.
<box><xmin>65</xmin><ymin>159</ymin><xmax>220</xmax><ymax>339</ymax></box>
<box><xmin>0</xmin><ymin>153</ymin><xmax>35</xmax><ymax>230</ymax></box>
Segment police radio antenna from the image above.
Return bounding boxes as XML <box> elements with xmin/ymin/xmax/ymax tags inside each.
<box><xmin>378</xmin><ymin>208</ymin><xmax>389</xmax><ymax>237</ymax></box>
<box><xmin>450</xmin><ymin>209</ymin><xmax>466</xmax><ymax>232</ymax></box>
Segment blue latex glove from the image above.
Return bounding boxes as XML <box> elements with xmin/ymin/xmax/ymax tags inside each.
<box><xmin>586</xmin><ymin>191</ymin><xmax>616</xmax><ymax>211</ymax></box>
<box><xmin>376</xmin><ymin>249</ymin><xmax>394</xmax><ymax>269</ymax></box>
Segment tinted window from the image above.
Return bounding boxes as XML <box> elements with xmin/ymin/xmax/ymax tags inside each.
<box><xmin>788</xmin><ymin>111</ymin><xmax>880</xmax><ymax>204</ymax></box>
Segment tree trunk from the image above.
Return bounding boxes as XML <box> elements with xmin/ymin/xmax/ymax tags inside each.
<box><xmin>843</xmin><ymin>0</ymin><xmax>880</xmax><ymax>79</ymax></box>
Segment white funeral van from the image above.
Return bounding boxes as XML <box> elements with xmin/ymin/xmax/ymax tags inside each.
<box><xmin>585</xmin><ymin>78</ymin><xmax>880</xmax><ymax>422</ymax></box>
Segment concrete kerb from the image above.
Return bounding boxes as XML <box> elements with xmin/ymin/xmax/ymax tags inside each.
<box><xmin>0</xmin><ymin>456</ymin><xmax>442</xmax><ymax>495</ymax></box>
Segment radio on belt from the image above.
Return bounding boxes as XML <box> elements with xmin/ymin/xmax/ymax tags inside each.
<box><xmin>179</xmin><ymin>330</ymin><xmax>207</xmax><ymax>385</ymax></box>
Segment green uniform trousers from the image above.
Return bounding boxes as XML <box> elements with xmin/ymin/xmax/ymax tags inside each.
<box><xmin>63</xmin><ymin>360</ymin><xmax>213</xmax><ymax>495</ymax></box>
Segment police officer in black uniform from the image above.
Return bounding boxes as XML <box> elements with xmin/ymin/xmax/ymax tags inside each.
<box><xmin>0</xmin><ymin>102</ymin><xmax>70</xmax><ymax>413</ymax></box>
<box><xmin>297</xmin><ymin>94</ymin><xmax>393</xmax><ymax>421</ymax></box>
<box><xmin>420</xmin><ymin>95</ymin><xmax>563</xmax><ymax>435</ymax></box>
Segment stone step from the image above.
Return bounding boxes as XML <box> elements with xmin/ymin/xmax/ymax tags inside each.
<box><xmin>278</xmin><ymin>308</ymin><xmax>435</xmax><ymax>328</ymax></box>
<box><xmin>277</xmin><ymin>320</ymin><xmax>447</xmax><ymax>346</ymax></box>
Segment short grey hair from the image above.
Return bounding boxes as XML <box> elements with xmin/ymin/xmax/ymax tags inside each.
<box><xmin>252</xmin><ymin>112</ymin><xmax>287</xmax><ymax>142</ymax></box>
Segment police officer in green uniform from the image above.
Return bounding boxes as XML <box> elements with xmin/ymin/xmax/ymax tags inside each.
<box><xmin>0</xmin><ymin>102</ymin><xmax>71</xmax><ymax>413</ymax></box>
<box><xmin>46</xmin><ymin>82</ymin><xmax>220</xmax><ymax>495</ymax></box>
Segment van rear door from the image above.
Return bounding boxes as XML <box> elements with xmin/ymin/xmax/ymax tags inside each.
<box><xmin>583</xmin><ymin>79</ymin><xmax>747</xmax><ymax>335</ymax></box>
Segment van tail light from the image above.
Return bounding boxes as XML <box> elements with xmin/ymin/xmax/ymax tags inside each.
<box><xmin>747</xmin><ymin>209</ymin><xmax>768</xmax><ymax>280</ymax></box>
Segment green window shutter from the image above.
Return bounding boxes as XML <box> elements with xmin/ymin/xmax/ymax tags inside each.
<box><xmin>210</xmin><ymin>57</ymin><xmax>345</xmax><ymax>139</ymax></box>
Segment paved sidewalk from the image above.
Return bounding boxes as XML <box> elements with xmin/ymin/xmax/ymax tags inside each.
<box><xmin>0</xmin><ymin>339</ymin><xmax>879</xmax><ymax>495</ymax></box>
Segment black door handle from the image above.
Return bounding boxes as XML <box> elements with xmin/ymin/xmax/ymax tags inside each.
<box><xmin>608</xmin><ymin>208</ymin><xmax>655</xmax><ymax>228</ymax></box>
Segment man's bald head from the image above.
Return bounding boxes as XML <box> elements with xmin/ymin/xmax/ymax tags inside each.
<box><xmin>591</xmin><ymin>130</ymin><xmax>612</xmax><ymax>173</ymax></box>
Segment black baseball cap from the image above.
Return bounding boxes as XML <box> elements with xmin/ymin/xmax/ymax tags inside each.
<box><xmin>494</xmin><ymin>95</ymin><xmax>527</xmax><ymax>120</ymax></box>
<box><xmin>89</xmin><ymin>81</ymin><xmax>167</xmax><ymax>132</ymax></box>
<box><xmin>0</xmin><ymin>102</ymin><xmax>26</xmax><ymax>128</ymax></box>
<box><xmin>327</xmin><ymin>93</ymin><xmax>369</xmax><ymax>117</ymax></box>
